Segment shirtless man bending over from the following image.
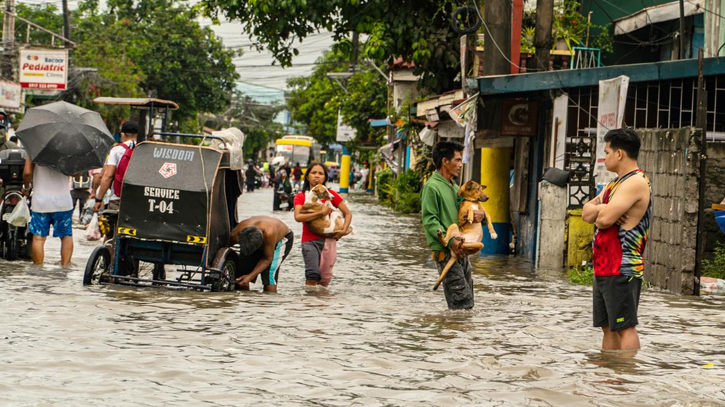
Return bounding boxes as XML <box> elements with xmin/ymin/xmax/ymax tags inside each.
<box><xmin>230</xmin><ymin>216</ymin><xmax>293</xmax><ymax>293</ymax></box>
<box><xmin>582</xmin><ymin>128</ymin><xmax>652</xmax><ymax>353</ymax></box>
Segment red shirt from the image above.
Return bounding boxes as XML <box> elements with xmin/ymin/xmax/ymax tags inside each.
<box><xmin>294</xmin><ymin>188</ymin><xmax>344</xmax><ymax>242</ymax></box>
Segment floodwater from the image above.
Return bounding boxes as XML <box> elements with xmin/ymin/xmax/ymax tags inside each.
<box><xmin>1</xmin><ymin>187</ymin><xmax>724</xmax><ymax>406</ymax></box>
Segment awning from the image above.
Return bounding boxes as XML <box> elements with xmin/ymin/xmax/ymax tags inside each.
<box><xmin>93</xmin><ymin>97</ymin><xmax>179</xmax><ymax>110</ymax></box>
<box><xmin>614</xmin><ymin>0</ymin><xmax>704</xmax><ymax>35</ymax></box>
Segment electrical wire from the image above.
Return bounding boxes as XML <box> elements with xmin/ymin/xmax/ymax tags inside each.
<box><xmin>471</xmin><ymin>0</ymin><xmax>520</xmax><ymax>69</ymax></box>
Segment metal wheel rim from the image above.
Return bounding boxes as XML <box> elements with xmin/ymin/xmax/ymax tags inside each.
<box><xmin>91</xmin><ymin>254</ymin><xmax>110</xmax><ymax>284</ymax></box>
<box><xmin>219</xmin><ymin>261</ymin><xmax>235</xmax><ymax>291</ymax></box>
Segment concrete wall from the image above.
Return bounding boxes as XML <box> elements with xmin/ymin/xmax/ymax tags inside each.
<box><xmin>638</xmin><ymin>128</ymin><xmax>701</xmax><ymax>295</ymax></box>
<box><xmin>538</xmin><ymin>182</ymin><xmax>567</xmax><ymax>270</ymax></box>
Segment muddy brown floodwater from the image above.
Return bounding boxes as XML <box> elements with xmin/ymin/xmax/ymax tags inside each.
<box><xmin>1</xmin><ymin>187</ymin><xmax>724</xmax><ymax>406</ymax></box>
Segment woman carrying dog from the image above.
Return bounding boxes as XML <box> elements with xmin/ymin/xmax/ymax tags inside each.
<box><xmin>293</xmin><ymin>162</ymin><xmax>353</xmax><ymax>287</ymax></box>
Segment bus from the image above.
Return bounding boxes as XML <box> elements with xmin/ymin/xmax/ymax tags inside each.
<box><xmin>274</xmin><ymin>135</ymin><xmax>321</xmax><ymax>170</ymax></box>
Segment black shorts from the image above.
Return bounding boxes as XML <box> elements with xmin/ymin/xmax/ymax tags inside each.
<box><xmin>593</xmin><ymin>274</ymin><xmax>642</xmax><ymax>332</ymax></box>
<box><xmin>238</xmin><ymin>231</ymin><xmax>294</xmax><ymax>286</ymax></box>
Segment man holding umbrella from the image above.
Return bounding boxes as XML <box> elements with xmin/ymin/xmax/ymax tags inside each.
<box><xmin>22</xmin><ymin>155</ymin><xmax>74</xmax><ymax>265</ymax></box>
<box><xmin>16</xmin><ymin>101</ymin><xmax>116</xmax><ymax>266</ymax></box>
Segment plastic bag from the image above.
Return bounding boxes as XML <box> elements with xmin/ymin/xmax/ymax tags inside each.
<box><xmin>80</xmin><ymin>200</ymin><xmax>94</xmax><ymax>225</ymax></box>
<box><xmin>7</xmin><ymin>197</ymin><xmax>31</xmax><ymax>227</ymax></box>
<box><xmin>86</xmin><ymin>213</ymin><xmax>101</xmax><ymax>241</ymax></box>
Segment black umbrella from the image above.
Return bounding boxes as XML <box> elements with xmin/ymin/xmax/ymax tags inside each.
<box><xmin>16</xmin><ymin>101</ymin><xmax>115</xmax><ymax>176</ymax></box>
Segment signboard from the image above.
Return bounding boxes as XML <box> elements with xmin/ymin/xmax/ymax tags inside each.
<box><xmin>0</xmin><ymin>80</ymin><xmax>22</xmax><ymax>109</ymax></box>
<box><xmin>501</xmin><ymin>99</ymin><xmax>538</xmax><ymax>136</ymax></box>
<box><xmin>595</xmin><ymin>75</ymin><xmax>629</xmax><ymax>189</ymax></box>
<box><xmin>336</xmin><ymin>111</ymin><xmax>356</xmax><ymax>142</ymax></box>
<box><xmin>19</xmin><ymin>49</ymin><xmax>68</xmax><ymax>90</ymax></box>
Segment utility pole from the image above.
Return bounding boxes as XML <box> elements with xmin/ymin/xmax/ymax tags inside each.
<box><xmin>679</xmin><ymin>0</ymin><xmax>686</xmax><ymax>59</ymax></box>
<box><xmin>483</xmin><ymin>0</ymin><xmax>511</xmax><ymax>76</ymax></box>
<box><xmin>61</xmin><ymin>0</ymin><xmax>71</xmax><ymax>48</ymax></box>
<box><xmin>2</xmin><ymin>0</ymin><xmax>16</xmax><ymax>79</ymax></box>
<box><xmin>694</xmin><ymin>47</ymin><xmax>707</xmax><ymax>295</ymax></box>
<box><xmin>482</xmin><ymin>0</ymin><xmax>512</xmax><ymax>256</ymax></box>
<box><xmin>534</xmin><ymin>0</ymin><xmax>554</xmax><ymax>72</ymax></box>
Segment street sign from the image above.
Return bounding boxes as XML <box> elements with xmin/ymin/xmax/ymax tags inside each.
<box><xmin>19</xmin><ymin>49</ymin><xmax>69</xmax><ymax>90</ymax></box>
<box><xmin>336</xmin><ymin>111</ymin><xmax>356</xmax><ymax>142</ymax></box>
<box><xmin>0</xmin><ymin>80</ymin><xmax>22</xmax><ymax>109</ymax></box>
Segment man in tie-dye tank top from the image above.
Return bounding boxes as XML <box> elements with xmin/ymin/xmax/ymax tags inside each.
<box><xmin>583</xmin><ymin>128</ymin><xmax>651</xmax><ymax>352</ymax></box>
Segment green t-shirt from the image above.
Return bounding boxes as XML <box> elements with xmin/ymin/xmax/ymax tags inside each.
<box><xmin>420</xmin><ymin>171</ymin><xmax>460</xmax><ymax>252</ymax></box>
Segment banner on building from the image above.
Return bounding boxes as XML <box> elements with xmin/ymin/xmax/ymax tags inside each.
<box><xmin>19</xmin><ymin>49</ymin><xmax>69</xmax><ymax>90</ymax></box>
<box><xmin>0</xmin><ymin>80</ymin><xmax>22</xmax><ymax>109</ymax></box>
<box><xmin>449</xmin><ymin>92</ymin><xmax>478</xmax><ymax>127</ymax></box>
<box><xmin>595</xmin><ymin>75</ymin><xmax>629</xmax><ymax>190</ymax></box>
<box><xmin>335</xmin><ymin>111</ymin><xmax>356</xmax><ymax>142</ymax></box>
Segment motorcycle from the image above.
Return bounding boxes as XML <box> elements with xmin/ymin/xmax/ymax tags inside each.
<box><xmin>0</xmin><ymin>149</ymin><xmax>31</xmax><ymax>261</ymax></box>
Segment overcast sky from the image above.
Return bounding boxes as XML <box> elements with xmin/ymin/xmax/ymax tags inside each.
<box><xmin>19</xmin><ymin>0</ymin><xmax>336</xmax><ymax>92</ymax></box>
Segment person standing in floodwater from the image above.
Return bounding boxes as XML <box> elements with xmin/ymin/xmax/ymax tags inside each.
<box><xmin>421</xmin><ymin>141</ymin><xmax>484</xmax><ymax>310</ymax></box>
<box><xmin>293</xmin><ymin>162</ymin><xmax>352</xmax><ymax>287</ymax></box>
<box><xmin>582</xmin><ymin>128</ymin><xmax>652</xmax><ymax>352</ymax></box>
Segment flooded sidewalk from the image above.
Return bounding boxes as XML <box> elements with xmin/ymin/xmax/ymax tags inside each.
<box><xmin>1</xmin><ymin>187</ymin><xmax>724</xmax><ymax>406</ymax></box>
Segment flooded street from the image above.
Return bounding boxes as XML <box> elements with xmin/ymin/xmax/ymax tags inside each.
<box><xmin>2</xmin><ymin>186</ymin><xmax>724</xmax><ymax>406</ymax></box>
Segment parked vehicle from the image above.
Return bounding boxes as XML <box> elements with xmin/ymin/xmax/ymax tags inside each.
<box><xmin>0</xmin><ymin>149</ymin><xmax>31</xmax><ymax>260</ymax></box>
<box><xmin>83</xmin><ymin>135</ymin><xmax>244</xmax><ymax>291</ymax></box>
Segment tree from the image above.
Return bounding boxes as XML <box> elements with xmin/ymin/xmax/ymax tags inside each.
<box><xmin>286</xmin><ymin>50</ymin><xmax>387</xmax><ymax>147</ymax></box>
<box><xmin>205</xmin><ymin>91</ymin><xmax>285</xmax><ymax>160</ymax></box>
<box><xmin>200</xmin><ymin>0</ymin><xmax>462</xmax><ymax>92</ymax></box>
<box><xmin>90</xmin><ymin>0</ymin><xmax>240</xmax><ymax>127</ymax></box>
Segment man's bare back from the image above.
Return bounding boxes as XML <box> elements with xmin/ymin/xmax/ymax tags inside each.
<box><xmin>230</xmin><ymin>216</ymin><xmax>290</xmax><ymax>247</ymax></box>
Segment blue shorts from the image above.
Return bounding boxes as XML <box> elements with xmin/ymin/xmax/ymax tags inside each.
<box><xmin>29</xmin><ymin>210</ymin><xmax>74</xmax><ymax>238</ymax></box>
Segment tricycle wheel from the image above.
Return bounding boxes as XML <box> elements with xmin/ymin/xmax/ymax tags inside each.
<box><xmin>211</xmin><ymin>257</ymin><xmax>237</xmax><ymax>292</ymax></box>
<box><xmin>84</xmin><ymin>246</ymin><xmax>111</xmax><ymax>286</ymax></box>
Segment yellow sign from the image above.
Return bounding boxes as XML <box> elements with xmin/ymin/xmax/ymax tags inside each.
<box><xmin>117</xmin><ymin>227</ymin><xmax>136</xmax><ymax>236</ymax></box>
<box><xmin>187</xmin><ymin>235</ymin><xmax>207</xmax><ymax>244</ymax></box>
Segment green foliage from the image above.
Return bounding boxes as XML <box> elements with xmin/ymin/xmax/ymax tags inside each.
<box><xmin>413</xmin><ymin>143</ymin><xmax>435</xmax><ymax>180</ymax></box>
<box><xmin>376</xmin><ymin>169</ymin><xmax>422</xmax><ymax>213</ymax></box>
<box><xmin>201</xmin><ymin>0</ymin><xmax>463</xmax><ymax>93</ymax></box>
<box><xmin>703</xmin><ymin>241</ymin><xmax>725</xmax><ymax>280</ymax></box>
<box><xmin>395</xmin><ymin>169</ymin><xmax>422</xmax><ymax>194</ymax></box>
<box><xmin>396</xmin><ymin>192</ymin><xmax>421</xmax><ymax>214</ymax></box>
<box><xmin>10</xmin><ymin>4</ymin><xmax>64</xmax><ymax>45</ymax></box>
<box><xmin>376</xmin><ymin>168</ymin><xmax>395</xmax><ymax>204</ymax></box>
<box><xmin>590</xmin><ymin>24</ymin><xmax>614</xmax><ymax>54</ymax></box>
<box><xmin>11</xmin><ymin>0</ymin><xmax>239</xmax><ymax>130</ymax></box>
<box><xmin>287</xmin><ymin>50</ymin><xmax>387</xmax><ymax>147</ymax></box>
<box><xmin>568</xmin><ymin>265</ymin><xmax>594</xmax><ymax>286</ymax></box>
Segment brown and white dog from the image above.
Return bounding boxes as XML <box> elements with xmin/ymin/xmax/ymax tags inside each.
<box><xmin>300</xmin><ymin>184</ymin><xmax>353</xmax><ymax>238</ymax></box>
<box><xmin>434</xmin><ymin>180</ymin><xmax>497</xmax><ymax>290</ymax></box>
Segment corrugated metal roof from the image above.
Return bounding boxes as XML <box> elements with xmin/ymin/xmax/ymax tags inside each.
<box><xmin>476</xmin><ymin>57</ymin><xmax>725</xmax><ymax>95</ymax></box>
<box><xmin>93</xmin><ymin>97</ymin><xmax>179</xmax><ymax>110</ymax></box>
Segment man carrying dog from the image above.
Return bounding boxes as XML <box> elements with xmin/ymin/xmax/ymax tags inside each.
<box><xmin>230</xmin><ymin>216</ymin><xmax>294</xmax><ymax>293</ymax></box>
<box><xmin>421</xmin><ymin>141</ymin><xmax>484</xmax><ymax>310</ymax></box>
<box><xmin>582</xmin><ymin>128</ymin><xmax>651</xmax><ymax>353</ymax></box>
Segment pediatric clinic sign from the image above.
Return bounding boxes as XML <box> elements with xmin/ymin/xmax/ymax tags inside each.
<box><xmin>19</xmin><ymin>49</ymin><xmax>68</xmax><ymax>90</ymax></box>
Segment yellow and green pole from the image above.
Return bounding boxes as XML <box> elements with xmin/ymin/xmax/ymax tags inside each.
<box><xmin>480</xmin><ymin>147</ymin><xmax>510</xmax><ymax>254</ymax></box>
<box><xmin>339</xmin><ymin>145</ymin><xmax>351</xmax><ymax>195</ymax></box>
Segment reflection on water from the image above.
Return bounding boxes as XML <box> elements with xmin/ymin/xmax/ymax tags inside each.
<box><xmin>1</xmin><ymin>190</ymin><xmax>724</xmax><ymax>406</ymax></box>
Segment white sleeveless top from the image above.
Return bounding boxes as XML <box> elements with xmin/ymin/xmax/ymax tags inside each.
<box><xmin>32</xmin><ymin>165</ymin><xmax>73</xmax><ymax>213</ymax></box>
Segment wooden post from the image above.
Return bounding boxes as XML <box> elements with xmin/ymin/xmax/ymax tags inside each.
<box><xmin>483</xmin><ymin>0</ymin><xmax>512</xmax><ymax>76</ymax></box>
<box><xmin>534</xmin><ymin>0</ymin><xmax>554</xmax><ymax>72</ymax></box>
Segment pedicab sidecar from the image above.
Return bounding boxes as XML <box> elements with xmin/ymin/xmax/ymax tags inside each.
<box><xmin>83</xmin><ymin>138</ymin><xmax>244</xmax><ymax>291</ymax></box>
